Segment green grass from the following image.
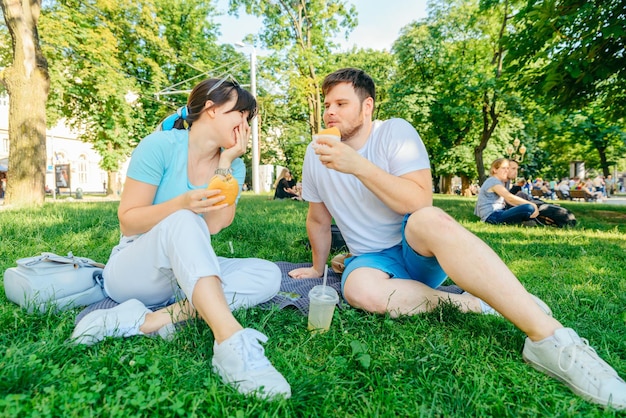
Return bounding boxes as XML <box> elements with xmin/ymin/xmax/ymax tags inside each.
<box><xmin>1</xmin><ymin>195</ymin><xmax>625</xmax><ymax>417</ymax></box>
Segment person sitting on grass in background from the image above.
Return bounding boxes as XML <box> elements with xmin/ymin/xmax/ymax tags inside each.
<box><xmin>504</xmin><ymin>160</ymin><xmax>530</xmax><ymax>199</ymax></box>
<box><xmin>505</xmin><ymin>159</ymin><xmax>519</xmax><ymax>189</ymax></box>
<box><xmin>70</xmin><ymin>77</ymin><xmax>290</xmax><ymax>399</ymax></box>
<box><xmin>504</xmin><ymin>160</ymin><xmax>535</xmax><ymax>205</ymax></box>
<box><xmin>273</xmin><ymin>168</ymin><xmax>302</xmax><ymax>200</ymax></box>
<box><xmin>475</xmin><ymin>158</ymin><xmax>539</xmax><ymax>225</ymax></box>
<box><xmin>509</xmin><ymin>179</ymin><xmax>526</xmax><ymax>195</ymax></box>
<box><xmin>289</xmin><ymin>67</ymin><xmax>625</xmax><ymax>410</ymax></box>
<box><xmin>294</xmin><ymin>181</ymin><xmax>304</xmax><ymax>200</ymax></box>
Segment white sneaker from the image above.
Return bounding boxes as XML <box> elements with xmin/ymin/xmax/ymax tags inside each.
<box><xmin>523</xmin><ymin>328</ymin><xmax>626</xmax><ymax>410</ymax></box>
<box><xmin>212</xmin><ymin>329</ymin><xmax>291</xmax><ymax>399</ymax></box>
<box><xmin>71</xmin><ymin>299</ymin><xmax>151</xmax><ymax>345</ymax></box>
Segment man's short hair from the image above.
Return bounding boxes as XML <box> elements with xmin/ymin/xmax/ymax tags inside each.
<box><xmin>322</xmin><ymin>68</ymin><xmax>376</xmax><ymax>106</ymax></box>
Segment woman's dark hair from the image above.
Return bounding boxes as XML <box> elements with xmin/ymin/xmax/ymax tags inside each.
<box><xmin>321</xmin><ymin>68</ymin><xmax>376</xmax><ymax>106</ymax></box>
<box><xmin>172</xmin><ymin>78</ymin><xmax>257</xmax><ymax>129</ymax></box>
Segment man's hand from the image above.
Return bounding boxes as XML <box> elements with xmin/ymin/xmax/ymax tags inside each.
<box><xmin>289</xmin><ymin>266</ymin><xmax>324</xmax><ymax>279</ymax></box>
<box><xmin>314</xmin><ymin>137</ymin><xmax>365</xmax><ymax>175</ymax></box>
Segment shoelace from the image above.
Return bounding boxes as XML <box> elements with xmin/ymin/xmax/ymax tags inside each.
<box><xmin>239</xmin><ymin>330</ymin><xmax>272</xmax><ymax>371</ymax></box>
<box><xmin>557</xmin><ymin>337</ymin><xmax>615</xmax><ymax>377</ymax></box>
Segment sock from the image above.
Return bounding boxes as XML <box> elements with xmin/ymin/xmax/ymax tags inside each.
<box><xmin>479</xmin><ymin>299</ymin><xmax>498</xmax><ymax>315</ymax></box>
<box><xmin>462</xmin><ymin>291</ymin><xmax>499</xmax><ymax>315</ymax></box>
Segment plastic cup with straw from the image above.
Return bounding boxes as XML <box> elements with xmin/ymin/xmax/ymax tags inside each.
<box><xmin>307</xmin><ymin>265</ymin><xmax>339</xmax><ymax>333</ymax></box>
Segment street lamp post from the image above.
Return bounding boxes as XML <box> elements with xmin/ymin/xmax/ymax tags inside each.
<box><xmin>236</xmin><ymin>42</ymin><xmax>260</xmax><ymax>194</ymax></box>
<box><xmin>250</xmin><ymin>47</ymin><xmax>260</xmax><ymax>194</ymax></box>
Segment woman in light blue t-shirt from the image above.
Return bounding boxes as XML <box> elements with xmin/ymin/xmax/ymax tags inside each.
<box><xmin>70</xmin><ymin>78</ymin><xmax>290</xmax><ymax>399</ymax></box>
<box><xmin>474</xmin><ymin>158</ymin><xmax>539</xmax><ymax>225</ymax></box>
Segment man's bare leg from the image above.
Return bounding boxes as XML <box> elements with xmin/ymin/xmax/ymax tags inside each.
<box><xmin>404</xmin><ymin>206</ymin><xmax>561</xmax><ymax>341</ymax></box>
<box><xmin>343</xmin><ymin>268</ymin><xmax>482</xmax><ymax>317</ymax></box>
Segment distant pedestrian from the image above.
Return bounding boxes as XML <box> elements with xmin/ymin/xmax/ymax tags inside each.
<box><xmin>475</xmin><ymin>158</ymin><xmax>539</xmax><ymax>225</ymax></box>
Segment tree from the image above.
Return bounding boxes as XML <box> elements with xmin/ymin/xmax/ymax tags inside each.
<box><xmin>228</xmin><ymin>0</ymin><xmax>356</xmax><ymax>134</ymax></box>
<box><xmin>392</xmin><ymin>0</ymin><xmax>523</xmax><ymax>187</ymax></box>
<box><xmin>41</xmin><ymin>0</ymin><xmax>157</xmax><ymax>196</ymax></box>
<box><xmin>40</xmin><ymin>0</ymin><xmax>233</xmax><ymax>196</ymax></box>
<box><xmin>567</xmin><ymin>106</ymin><xmax>626</xmax><ymax>176</ymax></box>
<box><xmin>472</xmin><ymin>0</ymin><xmax>515</xmax><ymax>184</ymax></box>
<box><xmin>330</xmin><ymin>48</ymin><xmax>396</xmax><ymax>120</ymax></box>
<box><xmin>253</xmin><ymin>43</ymin><xmax>396</xmax><ymax>177</ymax></box>
<box><xmin>507</xmin><ymin>0</ymin><xmax>626</xmax><ymax>120</ymax></box>
<box><xmin>0</xmin><ymin>0</ymin><xmax>49</xmax><ymax>206</ymax></box>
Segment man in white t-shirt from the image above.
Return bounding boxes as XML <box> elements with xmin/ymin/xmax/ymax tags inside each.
<box><xmin>289</xmin><ymin>68</ymin><xmax>625</xmax><ymax>410</ymax></box>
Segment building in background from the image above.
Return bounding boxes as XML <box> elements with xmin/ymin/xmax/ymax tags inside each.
<box><xmin>0</xmin><ymin>94</ymin><xmax>127</xmax><ymax>195</ymax></box>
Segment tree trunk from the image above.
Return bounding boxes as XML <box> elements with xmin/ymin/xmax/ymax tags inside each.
<box><xmin>0</xmin><ymin>0</ymin><xmax>49</xmax><ymax>207</ymax></box>
<box><xmin>475</xmin><ymin>1</ymin><xmax>508</xmax><ymax>186</ymax></box>
<box><xmin>461</xmin><ymin>174</ymin><xmax>470</xmax><ymax>195</ymax></box>
<box><xmin>440</xmin><ymin>175</ymin><xmax>452</xmax><ymax>194</ymax></box>
<box><xmin>106</xmin><ymin>170</ymin><xmax>118</xmax><ymax>197</ymax></box>
<box><xmin>596</xmin><ymin>145</ymin><xmax>610</xmax><ymax>177</ymax></box>
<box><xmin>475</xmin><ymin>90</ymin><xmax>498</xmax><ymax>185</ymax></box>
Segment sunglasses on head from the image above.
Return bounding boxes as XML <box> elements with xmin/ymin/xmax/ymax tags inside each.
<box><xmin>206</xmin><ymin>74</ymin><xmax>239</xmax><ymax>98</ymax></box>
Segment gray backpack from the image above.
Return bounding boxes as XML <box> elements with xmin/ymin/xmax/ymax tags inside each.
<box><xmin>3</xmin><ymin>252</ymin><xmax>107</xmax><ymax>313</ymax></box>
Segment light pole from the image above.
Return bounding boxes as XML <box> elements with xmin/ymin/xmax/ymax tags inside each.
<box><xmin>506</xmin><ymin>138</ymin><xmax>527</xmax><ymax>163</ymax></box>
<box><xmin>236</xmin><ymin>42</ymin><xmax>260</xmax><ymax>194</ymax></box>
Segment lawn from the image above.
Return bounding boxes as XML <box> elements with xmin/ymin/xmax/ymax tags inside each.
<box><xmin>1</xmin><ymin>195</ymin><xmax>625</xmax><ymax>417</ymax></box>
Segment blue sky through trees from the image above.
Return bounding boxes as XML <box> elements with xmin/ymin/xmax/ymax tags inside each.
<box><xmin>214</xmin><ymin>0</ymin><xmax>428</xmax><ymax>52</ymax></box>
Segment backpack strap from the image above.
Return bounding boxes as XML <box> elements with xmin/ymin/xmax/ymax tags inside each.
<box><xmin>19</xmin><ymin>252</ymin><xmax>105</xmax><ymax>269</ymax></box>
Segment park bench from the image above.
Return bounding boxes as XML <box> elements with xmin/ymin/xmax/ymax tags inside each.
<box><xmin>557</xmin><ymin>189</ymin><xmax>595</xmax><ymax>202</ymax></box>
<box><xmin>531</xmin><ymin>189</ymin><xmax>544</xmax><ymax>198</ymax></box>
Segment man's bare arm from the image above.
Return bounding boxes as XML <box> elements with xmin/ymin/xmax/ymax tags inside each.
<box><xmin>289</xmin><ymin>202</ymin><xmax>333</xmax><ymax>279</ymax></box>
<box><xmin>315</xmin><ymin>137</ymin><xmax>433</xmax><ymax>214</ymax></box>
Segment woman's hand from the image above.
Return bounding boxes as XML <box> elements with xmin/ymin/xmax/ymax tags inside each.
<box><xmin>220</xmin><ymin>122</ymin><xmax>250</xmax><ymax>165</ymax></box>
<box><xmin>180</xmin><ymin>188</ymin><xmax>229</xmax><ymax>215</ymax></box>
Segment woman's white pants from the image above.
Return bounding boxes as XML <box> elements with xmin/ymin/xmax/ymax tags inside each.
<box><xmin>103</xmin><ymin>210</ymin><xmax>281</xmax><ymax>310</ymax></box>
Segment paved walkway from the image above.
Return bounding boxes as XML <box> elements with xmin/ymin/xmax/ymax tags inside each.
<box><xmin>600</xmin><ymin>196</ymin><xmax>626</xmax><ymax>205</ymax></box>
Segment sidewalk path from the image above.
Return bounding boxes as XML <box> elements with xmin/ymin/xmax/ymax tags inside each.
<box><xmin>602</xmin><ymin>197</ymin><xmax>626</xmax><ymax>205</ymax></box>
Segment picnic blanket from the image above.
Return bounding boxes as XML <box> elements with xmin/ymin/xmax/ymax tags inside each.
<box><xmin>257</xmin><ymin>262</ymin><xmax>343</xmax><ymax>314</ymax></box>
<box><xmin>75</xmin><ymin>262</ymin><xmax>464</xmax><ymax>323</ymax></box>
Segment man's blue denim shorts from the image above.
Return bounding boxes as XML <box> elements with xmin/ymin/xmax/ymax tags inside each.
<box><xmin>341</xmin><ymin>214</ymin><xmax>447</xmax><ymax>292</ymax></box>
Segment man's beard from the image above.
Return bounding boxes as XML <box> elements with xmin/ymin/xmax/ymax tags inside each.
<box><xmin>340</xmin><ymin>112</ymin><xmax>365</xmax><ymax>141</ymax></box>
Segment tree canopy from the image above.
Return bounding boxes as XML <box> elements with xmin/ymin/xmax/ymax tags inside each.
<box><xmin>507</xmin><ymin>0</ymin><xmax>626</xmax><ymax>120</ymax></box>
<box><xmin>228</xmin><ymin>0</ymin><xmax>357</xmax><ymax>134</ymax></box>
